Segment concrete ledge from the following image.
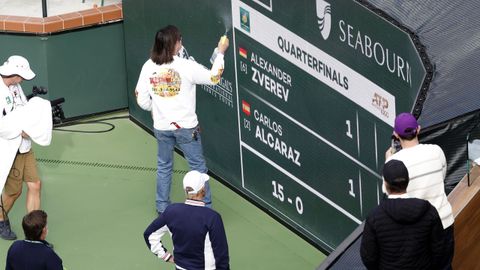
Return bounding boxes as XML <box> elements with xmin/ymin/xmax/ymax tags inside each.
<box><xmin>0</xmin><ymin>3</ymin><xmax>122</xmax><ymax>34</ymax></box>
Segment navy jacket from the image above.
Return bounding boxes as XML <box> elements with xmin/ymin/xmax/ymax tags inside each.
<box><xmin>6</xmin><ymin>240</ymin><xmax>63</xmax><ymax>270</ymax></box>
<box><xmin>144</xmin><ymin>200</ymin><xmax>230</xmax><ymax>270</ymax></box>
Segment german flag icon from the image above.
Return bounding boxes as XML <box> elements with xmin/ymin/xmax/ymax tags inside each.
<box><xmin>239</xmin><ymin>47</ymin><xmax>248</xmax><ymax>59</ymax></box>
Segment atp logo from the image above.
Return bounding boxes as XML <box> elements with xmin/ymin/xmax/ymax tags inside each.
<box><xmin>316</xmin><ymin>0</ymin><xmax>332</xmax><ymax>40</ymax></box>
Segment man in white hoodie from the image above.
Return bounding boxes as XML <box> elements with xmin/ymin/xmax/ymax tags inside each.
<box><xmin>0</xmin><ymin>55</ymin><xmax>41</xmax><ymax>240</ymax></box>
<box><xmin>385</xmin><ymin>112</ymin><xmax>454</xmax><ymax>269</ymax></box>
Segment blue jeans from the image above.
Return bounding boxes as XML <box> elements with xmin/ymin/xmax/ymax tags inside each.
<box><xmin>154</xmin><ymin>126</ymin><xmax>211</xmax><ymax>212</ymax></box>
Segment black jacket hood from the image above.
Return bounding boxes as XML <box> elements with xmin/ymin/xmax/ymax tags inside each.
<box><xmin>381</xmin><ymin>197</ymin><xmax>431</xmax><ymax>224</ymax></box>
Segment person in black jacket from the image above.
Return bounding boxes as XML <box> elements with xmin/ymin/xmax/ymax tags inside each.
<box><xmin>360</xmin><ymin>159</ymin><xmax>446</xmax><ymax>270</ymax></box>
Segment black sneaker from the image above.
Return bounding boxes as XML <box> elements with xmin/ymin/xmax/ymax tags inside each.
<box><xmin>0</xmin><ymin>220</ymin><xmax>17</xmax><ymax>240</ymax></box>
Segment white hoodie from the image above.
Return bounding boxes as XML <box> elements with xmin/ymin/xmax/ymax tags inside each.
<box><xmin>135</xmin><ymin>54</ymin><xmax>224</xmax><ymax>130</ymax></box>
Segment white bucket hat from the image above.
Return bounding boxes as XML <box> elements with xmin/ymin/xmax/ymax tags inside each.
<box><xmin>0</xmin><ymin>55</ymin><xmax>36</xmax><ymax>80</ymax></box>
<box><xmin>183</xmin><ymin>170</ymin><xmax>209</xmax><ymax>195</ymax></box>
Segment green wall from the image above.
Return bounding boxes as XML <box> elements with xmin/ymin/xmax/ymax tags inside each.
<box><xmin>123</xmin><ymin>0</ymin><xmax>234</xmax><ymax>125</ymax></box>
<box><xmin>0</xmin><ymin>35</ymin><xmax>48</xmax><ymax>95</ymax></box>
<box><xmin>0</xmin><ymin>23</ymin><xmax>127</xmax><ymax>118</ymax></box>
<box><xmin>123</xmin><ymin>0</ymin><xmax>240</xmax><ymax>185</ymax></box>
<box><xmin>123</xmin><ymin>0</ymin><xmax>428</xmax><ymax>252</ymax></box>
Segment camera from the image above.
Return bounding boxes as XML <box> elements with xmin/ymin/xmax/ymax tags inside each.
<box><xmin>26</xmin><ymin>85</ymin><xmax>48</xmax><ymax>100</ymax></box>
<box><xmin>391</xmin><ymin>136</ymin><xmax>402</xmax><ymax>153</ymax></box>
<box><xmin>26</xmin><ymin>86</ymin><xmax>66</xmax><ymax>125</ymax></box>
<box><xmin>50</xmin><ymin>98</ymin><xmax>65</xmax><ymax>124</ymax></box>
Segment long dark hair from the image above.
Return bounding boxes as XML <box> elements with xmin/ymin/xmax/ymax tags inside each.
<box><xmin>150</xmin><ymin>25</ymin><xmax>181</xmax><ymax>65</ymax></box>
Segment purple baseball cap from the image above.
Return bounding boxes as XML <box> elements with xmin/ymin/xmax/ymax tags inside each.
<box><xmin>394</xmin><ymin>113</ymin><xmax>418</xmax><ymax>137</ymax></box>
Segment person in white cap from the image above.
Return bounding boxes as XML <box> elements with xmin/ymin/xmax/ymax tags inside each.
<box><xmin>0</xmin><ymin>55</ymin><xmax>42</xmax><ymax>240</ymax></box>
<box><xmin>143</xmin><ymin>170</ymin><xmax>230</xmax><ymax>270</ymax></box>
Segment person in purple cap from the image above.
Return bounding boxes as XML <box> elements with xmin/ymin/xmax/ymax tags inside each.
<box><xmin>385</xmin><ymin>112</ymin><xmax>454</xmax><ymax>269</ymax></box>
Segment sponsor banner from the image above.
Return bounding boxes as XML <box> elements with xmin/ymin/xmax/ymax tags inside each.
<box><xmin>316</xmin><ymin>0</ymin><xmax>332</xmax><ymax>40</ymax></box>
<box><xmin>232</xmin><ymin>0</ymin><xmax>395</xmax><ymax>126</ymax></box>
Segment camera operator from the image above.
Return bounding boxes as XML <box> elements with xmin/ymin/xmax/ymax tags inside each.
<box><xmin>0</xmin><ymin>55</ymin><xmax>42</xmax><ymax>240</ymax></box>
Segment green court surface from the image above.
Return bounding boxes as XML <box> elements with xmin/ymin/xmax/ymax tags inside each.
<box><xmin>0</xmin><ymin>111</ymin><xmax>325</xmax><ymax>269</ymax></box>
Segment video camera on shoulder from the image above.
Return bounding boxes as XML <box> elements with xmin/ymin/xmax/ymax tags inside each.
<box><xmin>27</xmin><ymin>85</ymin><xmax>66</xmax><ymax>125</ymax></box>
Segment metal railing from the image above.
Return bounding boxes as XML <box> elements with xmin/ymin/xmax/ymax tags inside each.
<box><xmin>39</xmin><ymin>0</ymin><xmax>110</xmax><ymax>17</ymax></box>
<box><xmin>466</xmin><ymin>119</ymin><xmax>480</xmax><ymax>186</ymax></box>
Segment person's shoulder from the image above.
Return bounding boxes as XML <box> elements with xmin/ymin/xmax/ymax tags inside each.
<box><xmin>174</xmin><ymin>58</ymin><xmax>197</xmax><ymax>73</ymax></box>
<box><xmin>418</xmin><ymin>143</ymin><xmax>442</xmax><ymax>151</ymax></box>
<box><xmin>42</xmin><ymin>245</ymin><xmax>63</xmax><ymax>266</ymax></box>
<box><xmin>7</xmin><ymin>240</ymin><xmax>24</xmax><ymax>251</ymax></box>
<box><xmin>173</xmin><ymin>55</ymin><xmax>194</xmax><ymax>64</ymax></box>
<box><xmin>173</xmin><ymin>56</ymin><xmax>205</xmax><ymax>70</ymax></box>
<box><xmin>403</xmin><ymin>197</ymin><xmax>431</xmax><ymax>208</ymax></box>
<box><xmin>393</xmin><ymin>143</ymin><xmax>443</xmax><ymax>160</ymax></box>
<box><xmin>171</xmin><ymin>201</ymin><xmax>193</xmax><ymax>207</ymax></box>
<box><xmin>35</xmin><ymin>241</ymin><xmax>60</xmax><ymax>257</ymax></box>
<box><xmin>183</xmin><ymin>204</ymin><xmax>220</xmax><ymax>216</ymax></box>
<box><xmin>368</xmin><ymin>202</ymin><xmax>386</xmax><ymax>217</ymax></box>
<box><xmin>423</xmin><ymin>201</ymin><xmax>441</xmax><ymax>218</ymax></box>
<box><xmin>8</xmin><ymin>240</ymin><xmax>51</xmax><ymax>254</ymax></box>
<box><xmin>6</xmin><ymin>241</ymin><xmax>20</xmax><ymax>261</ymax></box>
<box><xmin>364</xmin><ymin>204</ymin><xmax>385</xmax><ymax>228</ymax></box>
<box><xmin>385</xmin><ymin>197</ymin><xmax>428</xmax><ymax>210</ymax></box>
<box><xmin>403</xmin><ymin>198</ymin><xmax>441</xmax><ymax>220</ymax></box>
<box><xmin>417</xmin><ymin>144</ymin><xmax>445</xmax><ymax>158</ymax></box>
<box><xmin>141</xmin><ymin>59</ymin><xmax>157</xmax><ymax>69</ymax></box>
<box><xmin>164</xmin><ymin>202</ymin><xmax>189</xmax><ymax>213</ymax></box>
<box><xmin>46</xmin><ymin>247</ymin><xmax>61</xmax><ymax>258</ymax></box>
<box><xmin>204</xmin><ymin>207</ymin><xmax>223</xmax><ymax>219</ymax></box>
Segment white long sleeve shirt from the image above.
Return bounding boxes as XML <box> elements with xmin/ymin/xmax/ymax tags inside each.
<box><xmin>0</xmin><ymin>80</ymin><xmax>31</xmax><ymax>152</ymax></box>
<box><xmin>135</xmin><ymin>54</ymin><xmax>224</xmax><ymax>130</ymax></box>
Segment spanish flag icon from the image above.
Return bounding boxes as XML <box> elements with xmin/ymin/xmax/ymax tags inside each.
<box><xmin>242</xmin><ymin>100</ymin><xmax>251</xmax><ymax>116</ymax></box>
<box><xmin>239</xmin><ymin>47</ymin><xmax>248</xmax><ymax>59</ymax></box>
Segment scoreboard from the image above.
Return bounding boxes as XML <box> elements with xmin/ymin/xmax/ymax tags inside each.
<box><xmin>124</xmin><ymin>0</ymin><xmax>430</xmax><ymax>252</ymax></box>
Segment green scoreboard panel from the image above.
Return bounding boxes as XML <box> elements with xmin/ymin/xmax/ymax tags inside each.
<box><xmin>227</xmin><ymin>0</ymin><xmax>426</xmax><ymax>251</ymax></box>
<box><xmin>124</xmin><ymin>0</ymin><xmax>430</xmax><ymax>252</ymax></box>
